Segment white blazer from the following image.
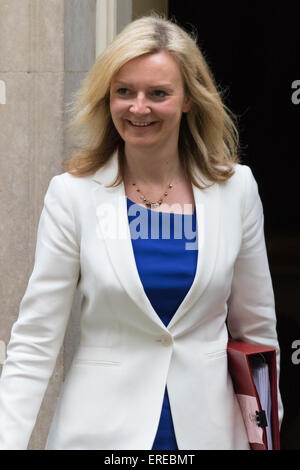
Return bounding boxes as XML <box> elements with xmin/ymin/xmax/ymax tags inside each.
<box><xmin>0</xmin><ymin>152</ymin><xmax>283</xmax><ymax>450</ymax></box>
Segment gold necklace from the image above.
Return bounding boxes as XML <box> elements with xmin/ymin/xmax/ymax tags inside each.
<box><xmin>132</xmin><ymin>182</ymin><xmax>173</xmax><ymax>208</ymax></box>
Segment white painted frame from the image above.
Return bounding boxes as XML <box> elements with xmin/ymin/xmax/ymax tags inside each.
<box><xmin>0</xmin><ymin>80</ymin><xmax>6</xmax><ymax>105</ymax></box>
<box><xmin>96</xmin><ymin>0</ymin><xmax>132</xmax><ymax>57</ymax></box>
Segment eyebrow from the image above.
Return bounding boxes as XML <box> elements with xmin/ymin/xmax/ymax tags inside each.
<box><xmin>113</xmin><ymin>80</ymin><xmax>174</xmax><ymax>89</ymax></box>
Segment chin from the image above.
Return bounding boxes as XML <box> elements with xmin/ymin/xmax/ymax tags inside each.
<box><xmin>125</xmin><ymin>137</ymin><xmax>161</xmax><ymax>147</ymax></box>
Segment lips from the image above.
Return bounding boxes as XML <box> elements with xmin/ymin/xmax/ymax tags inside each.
<box><xmin>127</xmin><ymin>120</ymin><xmax>156</xmax><ymax>127</ymax></box>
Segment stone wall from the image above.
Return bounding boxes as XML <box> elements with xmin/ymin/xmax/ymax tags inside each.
<box><xmin>0</xmin><ymin>0</ymin><xmax>96</xmax><ymax>449</ymax></box>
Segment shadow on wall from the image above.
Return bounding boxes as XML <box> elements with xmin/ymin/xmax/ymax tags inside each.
<box><xmin>277</xmin><ymin>314</ymin><xmax>300</xmax><ymax>450</ymax></box>
<box><xmin>267</xmin><ymin>232</ymin><xmax>300</xmax><ymax>450</ymax></box>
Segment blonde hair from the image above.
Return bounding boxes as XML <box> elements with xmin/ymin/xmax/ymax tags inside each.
<box><xmin>64</xmin><ymin>13</ymin><xmax>241</xmax><ymax>188</ymax></box>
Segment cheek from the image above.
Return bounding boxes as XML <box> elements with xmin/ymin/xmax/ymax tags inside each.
<box><xmin>110</xmin><ymin>98</ymin><xmax>126</xmax><ymax>118</ymax></box>
<box><xmin>156</xmin><ymin>101</ymin><xmax>184</xmax><ymax>120</ymax></box>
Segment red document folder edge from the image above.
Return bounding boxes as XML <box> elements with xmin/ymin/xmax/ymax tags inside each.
<box><xmin>227</xmin><ymin>340</ymin><xmax>280</xmax><ymax>450</ymax></box>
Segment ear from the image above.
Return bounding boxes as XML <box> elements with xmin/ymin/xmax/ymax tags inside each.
<box><xmin>182</xmin><ymin>95</ymin><xmax>192</xmax><ymax>113</ymax></box>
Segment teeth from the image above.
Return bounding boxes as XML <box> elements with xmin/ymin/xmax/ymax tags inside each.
<box><xmin>130</xmin><ymin>121</ymin><xmax>153</xmax><ymax>127</ymax></box>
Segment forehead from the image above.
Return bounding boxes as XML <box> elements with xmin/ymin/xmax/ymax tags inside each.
<box><xmin>111</xmin><ymin>51</ymin><xmax>183</xmax><ymax>86</ymax></box>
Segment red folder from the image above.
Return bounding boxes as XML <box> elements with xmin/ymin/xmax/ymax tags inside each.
<box><xmin>227</xmin><ymin>340</ymin><xmax>280</xmax><ymax>450</ymax></box>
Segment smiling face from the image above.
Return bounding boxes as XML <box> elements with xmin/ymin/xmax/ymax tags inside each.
<box><xmin>109</xmin><ymin>50</ymin><xmax>192</xmax><ymax>153</ymax></box>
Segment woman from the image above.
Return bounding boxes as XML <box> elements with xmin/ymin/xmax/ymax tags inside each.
<box><xmin>0</xmin><ymin>14</ymin><xmax>283</xmax><ymax>450</ymax></box>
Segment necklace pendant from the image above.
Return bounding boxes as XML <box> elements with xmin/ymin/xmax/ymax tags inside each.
<box><xmin>131</xmin><ymin>180</ymin><xmax>173</xmax><ymax>210</ymax></box>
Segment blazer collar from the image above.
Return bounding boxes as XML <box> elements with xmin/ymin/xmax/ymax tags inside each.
<box><xmin>91</xmin><ymin>151</ymin><xmax>119</xmax><ymax>186</ymax></box>
<box><xmin>91</xmin><ymin>151</ymin><xmax>220</xmax><ymax>334</ymax></box>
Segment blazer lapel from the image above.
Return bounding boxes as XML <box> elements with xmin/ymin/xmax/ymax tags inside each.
<box><xmin>91</xmin><ymin>151</ymin><xmax>220</xmax><ymax>332</ymax></box>
<box><xmin>167</xmin><ymin>181</ymin><xmax>220</xmax><ymax>330</ymax></box>
<box><xmin>91</xmin><ymin>152</ymin><xmax>166</xmax><ymax>329</ymax></box>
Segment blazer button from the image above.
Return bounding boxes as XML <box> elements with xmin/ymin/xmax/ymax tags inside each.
<box><xmin>157</xmin><ymin>335</ymin><xmax>173</xmax><ymax>346</ymax></box>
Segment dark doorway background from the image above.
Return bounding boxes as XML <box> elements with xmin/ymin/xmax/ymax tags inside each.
<box><xmin>168</xmin><ymin>0</ymin><xmax>300</xmax><ymax>450</ymax></box>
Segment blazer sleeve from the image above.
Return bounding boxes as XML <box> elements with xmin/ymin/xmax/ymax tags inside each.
<box><xmin>0</xmin><ymin>174</ymin><xmax>80</xmax><ymax>449</ymax></box>
<box><xmin>226</xmin><ymin>165</ymin><xmax>284</xmax><ymax>427</ymax></box>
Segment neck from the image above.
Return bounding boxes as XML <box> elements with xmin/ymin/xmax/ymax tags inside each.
<box><xmin>123</xmin><ymin>144</ymin><xmax>184</xmax><ymax>187</ymax></box>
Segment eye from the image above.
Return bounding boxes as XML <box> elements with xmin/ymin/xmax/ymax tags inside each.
<box><xmin>153</xmin><ymin>90</ymin><xmax>168</xmax><ymax>98</ymax></box>
<box><xmin>116</xmin><ymin>88</ymin><xmax>129</xmax><ymax>96</ymax></box>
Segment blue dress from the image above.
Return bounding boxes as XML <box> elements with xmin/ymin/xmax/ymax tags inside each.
<box><xmin>126</xmin><ymin>197</ymin><xmax>198</xmax><ymax>450</ymax></box>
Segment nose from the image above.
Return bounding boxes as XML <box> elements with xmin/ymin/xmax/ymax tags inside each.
<box><xmin>129</xmin><ymin>93</ymin><xmax>151</xmax><ymax>116</ymax></box>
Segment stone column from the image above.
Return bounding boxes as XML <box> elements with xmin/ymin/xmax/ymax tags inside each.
<box><xmin>0</xmin><ymin>0</ymin><xmax>96</xmax><ymax>449</ymax></box>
